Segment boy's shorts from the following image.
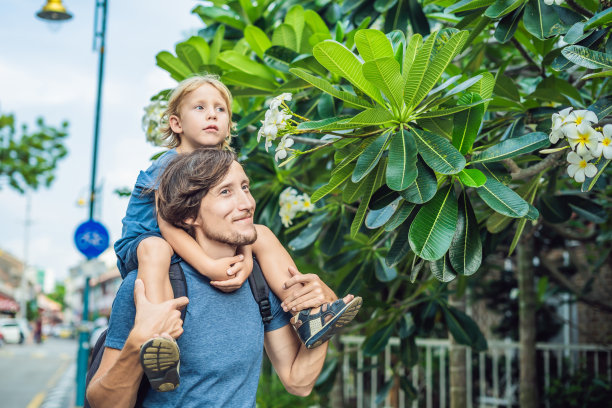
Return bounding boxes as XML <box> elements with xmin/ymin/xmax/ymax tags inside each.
<box><xmin>115</xmin><ymin>231</ymin><xmax>182</xmax><ymax>279</ymax></box>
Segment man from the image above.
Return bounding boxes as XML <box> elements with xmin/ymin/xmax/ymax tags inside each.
<box><xmin>87</xmin><ymin>148</ymin><xmax>346</xmax><ymax>407</ymax></box>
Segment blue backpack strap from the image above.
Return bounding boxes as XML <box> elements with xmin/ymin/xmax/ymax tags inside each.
<box><xmin>248</xmin><ymin>257</ymin><xmax>272</xmax><ymax>324</ymax></box>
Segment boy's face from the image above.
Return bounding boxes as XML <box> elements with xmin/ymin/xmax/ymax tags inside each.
<box><xmin>193</xmin><ymin>160</ymin><xmax>257</xmax><ymax>246</ymax></box>
<box><xmin>170</xmin><ymin>83</ymin><xmax>231</xmax><ymax>153</ymax></box>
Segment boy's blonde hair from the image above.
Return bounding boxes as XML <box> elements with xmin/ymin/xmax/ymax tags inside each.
<box><xmin>161</xmin><ymin>74</ymin><xmax>235</xmax><ymax>150</ymax></box>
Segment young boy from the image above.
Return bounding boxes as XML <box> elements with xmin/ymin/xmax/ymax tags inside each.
<box><xmin>114</xmin><ymin>75</ymin><xmax>362</xmax><ymax>392</ymax></box>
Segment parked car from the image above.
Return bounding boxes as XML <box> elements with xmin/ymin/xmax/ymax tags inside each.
<box><xmin>0</xmin><ymin>319</ymin><xmax>23</xmax><ymax>344</ymax></box>
<box><xmin>0</xmin><ymin>330</ymin><xmax>5</xmax><ymax>346</ymax></box>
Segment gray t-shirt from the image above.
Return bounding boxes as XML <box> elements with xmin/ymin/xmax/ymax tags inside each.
<box><xmin>105</xmin><ymin>262</ymin><xmax>291</xmax><ymax>407</ymax></box>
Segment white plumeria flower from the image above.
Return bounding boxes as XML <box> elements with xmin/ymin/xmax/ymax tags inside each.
<box><xmin>274</xmin><ymin>136</ymin><xmax>294</xmax><ymax>162</ymax></box>
<box><xmin>279</xmin><ymin>187</ymin><xmax>298</xmax><ymax>205</ymax></box>
<box><xmin>594</xmin><ymin>124</ymin><xmax>612</xmax><ymax>159</ymax></box>
<box><xmin>269</xmin><ymin>93</ymin><xmax>292</xmax><ymax>110</ymax></box>
<box><xmin>543</xmin><ymin>0</ymin><xmax>564</xmax><ymax>5</ymax></box>
<box><xmin>565</xmin><ymin>123</ymin><xmax>602</xmax><ymax>157</ymax></box>
<box><xmin>565</xmin><ymin>109</ymin><xmax>598</xmax><ymax>127</ymax></box>
<box><xmin>550</xmin><ymin>107</ymin><xmax>572</xmax><ymax>144</ymax></box>
<box><xmin>302</xmin><ymin>196</ymin><xmax>314</xmax><ymax>212</ymax></box>
<box><xmin>567</xmin><ymin>151</ymin><xmax>597</xmax><ymax>182</ymax></box>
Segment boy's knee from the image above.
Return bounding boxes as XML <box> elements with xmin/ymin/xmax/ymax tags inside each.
<box><xmin>137</xmin><ymin>236</ymin><xmax>173</xmax><ymax>261</ymax></box>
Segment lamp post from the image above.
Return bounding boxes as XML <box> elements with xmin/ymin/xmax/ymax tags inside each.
<box><xmin>36</xmin><ymin>1</ymin><xmax>109</xmax><ymax>406</ymax></box>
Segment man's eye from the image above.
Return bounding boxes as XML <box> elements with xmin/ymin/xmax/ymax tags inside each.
<box><xmin>220</xmin><ymin>189</ymin><xmax>230</xmax><ymax>195</ymax></box>
<box><xmin>242</xmin><ymin>185</ymin><xmax>250</xmax><ymax>191</ymax></box>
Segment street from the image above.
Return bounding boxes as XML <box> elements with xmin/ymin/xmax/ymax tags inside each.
<box><xmin>0</xmin><ymin>337</ymin><xmax>76</xmax><ymax>408</ymax></box>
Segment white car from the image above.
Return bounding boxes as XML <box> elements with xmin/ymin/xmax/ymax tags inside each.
<box><xmin>0</xmin><ymin>320</ymin><xmax>23</xmax><ymax>344</ymax></box>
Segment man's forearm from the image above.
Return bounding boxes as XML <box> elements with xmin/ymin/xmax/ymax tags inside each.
<box><xmin>86</xmin><ymin>334</ymin><xmax>145</xmax><ymax>408</ymax></box>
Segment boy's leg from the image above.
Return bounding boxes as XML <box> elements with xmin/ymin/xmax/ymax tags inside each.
<box><xmin>136</xmin><ymin>236</ymin><xmax>180</xmax><ymax>391</ymax></box>
<box><xmin>136</xmin><ymin>236</ymin><xmax>174</xmax><ymax>304</ymax></box>
<box><xmin>253</xmin><ymin>225</ymin><xmax>361</xmax><ymax>348</ymax></box>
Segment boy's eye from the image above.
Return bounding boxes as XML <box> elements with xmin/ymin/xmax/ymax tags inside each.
<box><xmin>195</xmin><ymin>105</ymin><xmax>204</xmax><ymax>110</ymax></box>
<box><xmin>216</xmin><ymin>107</ymin><xmax>225</xmax><ymax>112</ymax></box>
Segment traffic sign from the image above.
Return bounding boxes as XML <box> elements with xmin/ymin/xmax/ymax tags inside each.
<box><xmin>74</xmin><ymin>220</ymin><xmax>109</xmax><ymax>259</ymax></box>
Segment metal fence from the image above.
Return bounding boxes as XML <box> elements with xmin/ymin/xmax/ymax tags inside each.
<box><xmin>338</xmin><ymin>336</ymin><xmax>612</xmax><ymax>408</ymax></box>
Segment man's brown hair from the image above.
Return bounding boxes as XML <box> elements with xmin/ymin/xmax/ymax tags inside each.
<box><xmin>157</xmin><ymin>148</ymin><xmax>237</xmax><ymax>236</ymax></box>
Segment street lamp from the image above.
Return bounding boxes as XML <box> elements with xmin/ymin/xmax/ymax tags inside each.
<box><xmin>36</xmin><ymin>1</ymin><xmax>109</xmax><ymax>406</ymax></box>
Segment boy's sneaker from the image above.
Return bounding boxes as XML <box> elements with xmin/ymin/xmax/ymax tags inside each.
<box><xmin>140</xmin><ymin>336</ymin><xmax>180</xmax><ymax>392</ymax></box>
<box><xmin>292</xmin><ymin>296</ymin><xmax>362</xmax><ymax>349</ymax></box>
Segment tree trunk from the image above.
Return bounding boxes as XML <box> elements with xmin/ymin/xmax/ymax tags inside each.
<box><xmin>449</xmin><ymin>283</ymin><xmax>467</xmax><ymax>408</ymax></box>
<box><xmin>518</xmin><ymin>235</ymin><xmax>538</xmax><ymax>408</ymax></box>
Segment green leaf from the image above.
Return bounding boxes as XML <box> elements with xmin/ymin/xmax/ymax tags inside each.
<box><xmin>563</xmin><ymin>22</ymin><xmax>588</xmax><ymax>44</ymax></box>
<box><xmin>156</xmin><ymin>51</ymin><xmax>192</xmax><ymax>81</ymax></box>
<box><xmin>417</xmin><ymin>98</ymin><xmax>489</xmax><ymax>118</ymax></box>
<box><xmin>311</xmin><ymin>163</ymin><xmax>355</xmax><ymax>203</ymax></box>
<box><xmin>375</xmin><ymin>255</ymin><xmax>398</xmax><ymax>282</ymax></box>
<box><xmin>217</xmin><ymin>51</ymin><xmax>276</xmax><ymax>82</ymax></box>
<box><xmin>402</xmin><ymin>34</ymin><xmax>423</xmax><ymax>83</ymax></box>
<box><xmin>176</xmin><ymin>41</ymin><xmax>203</xmax><ymax>72</ymax></box>
<box><xmin>284</xmin><ymin>5</ymin><xmax>305</xmax><ymax>49</ymax></box>
<box><xmin>351</xmin><ymin>162</ymin><xmax>386</xmax><ymax>237</ymax></box>
<box><xmin>581</xmin><ymin>70</ymin><xmax>612</xmax><ymax>80</ymax></box>
<box><xmin>471</xmin><ymin>132</ymin><xmax>550</xmax><ymax>163</ymax></box>
<box><xmin>348</xmin><ymin>107</ymin><xmax>395</xmax><ymax>125</ymax></box>
<box><xmin>458</xmin><ymin>168</ymin><xmax>487</xmax><ymax>187</ymax></box>
<box><xmin>452</xmin><ymin>93</ymin><xmax>485</xmax><ymax>154</ymax></box>
<box><xmin>313</xmin><ymin>41</ymin><xmax>384</xmax><ymax>105</ymax></box>
<box><xmin>209</xmin><ymin>25</ymin><xmax>225</xmax><ymax>64</ymax></box>
<box><xmin>494</xmin><ymin>74</ymin><xmax>520</xmax><ymax>101</ymax></box>
<box><xmin>263</xmin><ymin>46</ymin><xmax>300</xmax><ymax>73</ymax></box>
<box><xmin>363</xmin><ymin>323</ymin><xmax>394</xmax><ymax>356</ymax></box>
<box><xmin>297</xmin><ymin>116</ymin><xmax>350</xmax><ymax>131</ymax></box>
<box><xmin>400</xmin><ymin>157</ymin><xmax>437</xmax><ymax>204</ymax></box>
<box><xmin>334</xmin><ymin>138</ymin><xmax>377</xmax><ymax>176</ymax></box>
<box><xmin>449</xmin><ymin>191</ymin><xmax>482</xmax><ymax>275</ymax></box>
<box><xmin>523</xmin><ymin>0</ymin><xmax>561</xmax><ymax>40</ymax></box>
<box><xmin>353</xmin><ymin>131</ymin><xmax>392</xmax><ymax>182</ymax></box>
<box><xmin>537</xmin><ymin>194</ymin><xmax>572</xmax><ymax>223</ymax></box>
<box><xmin>387</xmin><ymin>128</ymin><xmax>418</xmax><ymax>191</ymax></box>
<box><xmin>494</xmin><ymin>3</ymin><xmax>525</xmax><ymax>43</ymax></box>
<box><xmin>404</xmin><ymin>33</ymin><xmax>436</xmax><ymax>108</ymax></box>
<box><xmin>288</xmin><ymin>213</ymin><xmax>326</xmax><ymax>250</ymax></box>
<box><xmin>431</xmin><ymin>255</ymin><xmax>457</xmax><ymax>282</ymax></box>
<box><xmin>443</xmin><ymin>306</ymin><xmax>488</xmax><ymax>351</ymax></box>
<box><xmin>561</xmin><ymin>45</ymin><xmax>612</xmax><ymax>69</ymax></box>
<box><xmin>366</xmin><ymin>198</ymin><xmax>401</xmax><ymax>229</ymax></box>
<box><xmin>476</xmin><ymin>178</ymin><xmax>529</xmax><ymax>217</ymax></box>
<box><xmin>467</xmin><ymin>72</ymin><xmax>495</xmax><ymax>110</ymax></box>
<box><xmin>304</xmin><ymin>9</ymin><xmax>330</xmax><ymax>35</ymax></box>
<box><xmin>584</xmin><ymin>8</ymin><xmax>612</xmax><ymax>31</ymax></box>
<box><xmin>244</xmin><ymin>25</ymin><xmax>272</xmax><ymax>60</ymax></box>
<box><xmin>289</xmin><ymin>68</ymin><xmax>373</xmax><ymax>110</ymax></box>
<box><xmin>387</xmin><ymin>220</ymin><xmax>412</xmax><ymax>266</ymax></box>
<box><xmin>355</xmin><ymin>29</ymin><xmax>395</xmax><ymax>61</ymax></box>
<box><xmin>370</xmin><ymin>185</ymin><xmax>400</xmax><ymax>210</ymax></box>
<box><xmin>407</xmin><ymin>0</ymin><xmax>431</xmax><ymax>35</ymax></box>
<box><xmin>413</xmin><ymin>129</ymin><xmax>466</xmax><ymax>175</ymax></box>
<box><xmin>485</xmin><ymin>0</ymin><xmax>523</xmax><ymax>18</ymax></box>
<box><xmin>221</xmin><ymin>72</ymin><xmax>278</xmax><ymax>91</ymax></box>
<box><xmin>581</xmin><ymin>159</ymin><xmax>610</xmax><ymax>192</ymax></box>
<box><xmin>413</xmin><ymin>31</ymin><xmax>469</xmax><ymax>108</ymax></box>
<box><xmin>565</xmin><ymin>195</ymin><xmax>608</xmax><ymax>224</ymax></box>
<box><xmin>385</xmin><ymin>201</ymin><xmax>416</xmax><ymax>232</ymax></box>
<box><xmin>418</xmin><ymin>117</ymin><xmax>453</xmax><ymax>139</ymax></box>
<box><xmin>192</xmin><ymin>5</ymin><xmax>245</xmax><ymax>30</ymax></box>
<box><xmin>486</xmin><ymin>211</ymin><xmax>514</xmax><ymax>233</ymax></box>
<box><xmin>587</xmin><ymin>95</ymin><xmax>612</xmax><ymax>120</ymax></box>
<box><xmin>409</xmin><ymin>184</ymin><xmax>458</xmax><ymax>261</ymax></box>
<box><xmin>509</xmin><ymin>178</ymin><xmax>540</xmax><ymax>256</ymax></box>
<box><xmin>272</xmin><ymin>24</ymin><xmax>298</xmax><ymax>51</ymax></box>
<box><xmin>363</xmin><ymin>57</ymin><xmax>404</xmax><ymax>111</ymax></box>
<box><xmin>446</xmin><ymin>0</ymin><xmax>495</xmax><ymax>13</ymax></box>
<box><xmin>375</xmin><ymin>0</ymin><xmax>399</xmax><ymax>13</ymax></box>
<box><xmin>320</xmin><ymin>217</ymin><xmax>348</xmax><ymax>257</ymax></box>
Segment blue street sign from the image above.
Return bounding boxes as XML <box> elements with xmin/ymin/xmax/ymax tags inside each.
<box><xmin>74</xmin><ymin>220</ymin><xmax>109</xmax><ymax>259</ymax></box>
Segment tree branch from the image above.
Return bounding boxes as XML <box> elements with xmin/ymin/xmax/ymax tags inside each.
<box><xmin>291</xmin><ymin>136</ymin><xmax>328</xmax><ymax>145</ymax></box>
<box><xmin>566</xmin><ymin>0</ymin><xmax>594</xmax><ymax>18</ymax></box>
<box><xmin>508</xmin><ymin>151</ymin><xmax>565</xmax><ymax>180</ymax></box>
<box><xmin>544</xmin><ymin>222</ymin><xmax>598</xmax><ymax>242</ymax></box>
<box><xmin>510</xmin><ymin>38</ymin><xmax>541</xmax><ymax>75</ymax></box>
<box><xmin>540</xmin><ymin>256</ymin><xmax>612</xmax><ymax>314</ymax></box>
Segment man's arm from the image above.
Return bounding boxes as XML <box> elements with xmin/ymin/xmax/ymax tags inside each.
<box><xmin>86</xmin><ymin>279</ymin><xmax>188</xmax><ymax>408</ymax></box>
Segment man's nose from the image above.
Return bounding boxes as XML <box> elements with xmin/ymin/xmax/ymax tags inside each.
<box><xmin>236</xmin><ymin>190</ymin><xmax>254</xmax><ymax>211</ymax></box>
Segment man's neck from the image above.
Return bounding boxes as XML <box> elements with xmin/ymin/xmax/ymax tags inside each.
<box><xmin>194</xmin><ymin>229</ymin><xmax>237</xmax><ymax>259</ymax></box>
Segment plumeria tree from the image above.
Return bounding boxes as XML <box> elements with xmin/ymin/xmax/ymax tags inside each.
<box><xmin>145</xmin><ymin>0</ymin><xmax>611</xmax><ymax>405</ymax></box>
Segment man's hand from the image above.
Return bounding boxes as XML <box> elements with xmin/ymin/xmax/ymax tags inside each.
<box><xmin>131</xmin><ymin>279</ymin><xmax>189</xmax><ymax>344</ymax></box>
<box><xmin>280</xmin><ymin>266</ymin><xmax>338</xmax><ymax>312</ymax></box>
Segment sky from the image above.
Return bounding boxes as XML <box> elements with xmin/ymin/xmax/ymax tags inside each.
<box><xmin>0</xmin><ymin>1</ymin><xmax>203</xmax><ymax>284</ymax></box>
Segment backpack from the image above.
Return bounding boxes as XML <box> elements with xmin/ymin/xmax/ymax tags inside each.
<box><xmin>84</xmin><ymin>258</ymin><xmax>271</xmax><ymax>408</ymax></box>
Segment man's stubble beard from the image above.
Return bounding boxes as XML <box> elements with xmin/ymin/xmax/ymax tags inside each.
<box><xmin>201</xmin><ymin>223</ymin><xmax>258</xmax><ymax>246</ymax></box>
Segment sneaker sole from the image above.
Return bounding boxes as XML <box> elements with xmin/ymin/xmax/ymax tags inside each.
<box><xmin>305</xmin><ymin>296</ymin><xmax>362</xmax><ymax>349</ymax></box>
<box><xmin>140</xmin><ymin>337</ymin><xmax>180</xmax><ymax>392</ymax></box>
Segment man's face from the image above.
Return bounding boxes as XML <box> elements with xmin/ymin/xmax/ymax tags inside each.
<box><xmin>194</xmin><ymin>161</ymin><xmax>257</xmax><ymax>246</ymax></box>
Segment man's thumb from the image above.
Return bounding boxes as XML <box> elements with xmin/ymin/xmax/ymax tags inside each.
<box><xmin>134</xmin><ymin>279</ymin><xmax>148</xmax><ymax>306</ymax></box>
<box><xmin>171</xmin><ymin>296</ymin><xmax>189</xmax><ymax>310</ymax></box>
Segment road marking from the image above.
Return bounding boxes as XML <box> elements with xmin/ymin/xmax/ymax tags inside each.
<box><xmin>46</xmin><ymin>359</ymin><xmax>70</xmax><ymax>388</ymax></box>
<box><xmin>26</xmin><ymin>392</ymin><xmax>45</xmax><ymax>408</ymax></box>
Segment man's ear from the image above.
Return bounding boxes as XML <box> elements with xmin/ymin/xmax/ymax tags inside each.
<box><xmin>169</xmin><ymin>114</ymin><xmax>182</xmax><ymax>134</ymax></box>
<box><xmin>185</xmin><ymin>217</ymin><xmax>199</xmax><ymax>227</ymax></box>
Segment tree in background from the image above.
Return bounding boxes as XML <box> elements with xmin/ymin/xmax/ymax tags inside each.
<box><xmin>143</xmin><ymin>0</ymin><xmax>612</xmax><ymax>405</ymax></box>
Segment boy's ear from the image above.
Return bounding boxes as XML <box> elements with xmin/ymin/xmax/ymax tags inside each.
<box><xmin>169</xmin><ymin>114</ymin><xmax>182</xmax><ymax>134</ymax></box>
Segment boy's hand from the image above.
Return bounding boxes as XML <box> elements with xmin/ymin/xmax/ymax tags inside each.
<box><xmin>205</xmin><ymin>254</ymin><xmax>246</xmax><ymax>281</ymax></box>
<box><xmin>281</xmin><ymin>266</ymin><xmax>338</xmax><ymax>312</ymax></box>
<box><xmin>210</xmin><ymin>247</ymin><xmax>253</xmax><ymax>292</ymax></box>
